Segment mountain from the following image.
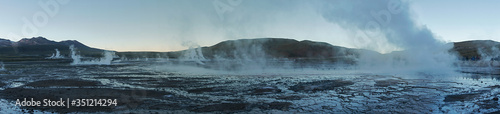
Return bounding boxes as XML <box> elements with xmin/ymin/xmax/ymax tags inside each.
<box><xmin>176</xmin><ymin>38</ymin><xmax>500</xmax><ymax>62</ymax></box>
<box><xmin>0</xmin><ymin>38</ymin><xmax>12</xmax><ymax>47</ymax></box>
<box><xmin>17</xmin><ymin>37</ymin><xmax>58</xmax><ymax>46</ymax></box>
<box><xmin>115</xmin><ymin>38</ymin><xmax>372</xmax><ymax>63</ymax></box>
<box><xmin>451</xmin><ymin>40</ymin><xmax>500</xmax><ymax>59</ymax></box>
<box><xmin>0</xmin><ymin>37</ymin><xmax>104</xmax><ymax>57</ymax></box>
<box><xmin>1</xmin><ymin>36</ymin><xmax>499</xmax><ymax>62</ymax></box>
<box><xmin>116</xmin><ymin>38</ymin><xmax>376</xmax><ymax>65</ymax></box>
<box><xmin>198</xmin><ymin>38</ymin><xmax>364</xmax><ymax>60</ymax></box>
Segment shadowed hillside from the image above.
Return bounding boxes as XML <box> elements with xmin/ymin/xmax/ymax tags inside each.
<box><xmin>116</xmin><ymin>38</ymin><xmax>372</xmax><ymax>64</ymax></box>
<box><xmin>0</xmin><ymin>37</ymin><xmax>106</xmax><ymax>61</ymax></box>
<box><xmin>451</xmin><ymin>40</ymin><xmax>500</xmax><ymax>60</ymax></box>
<box><xmin>201</xmin><ymin>38</ymin><xmax>359</xmax><ymax>59</ymax></box>
<box><xmin>198</xmin><ymin>38</ymin><xmax>371</xmax><ymax>64</ymax></box>
<box><xmin>2</xmin><ymin>37</ymin><xmax>500</xmax><ymax>63</ymax></box>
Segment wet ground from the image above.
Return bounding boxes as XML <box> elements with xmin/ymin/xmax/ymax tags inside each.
<box><xmin>0</xmin><ymin>60</ymin><xmax>499</xmax><ymax>113</ymax></box>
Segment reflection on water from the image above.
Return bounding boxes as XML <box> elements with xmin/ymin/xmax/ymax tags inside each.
<box><xmin>0</xmin><ymin>60</ymin><xmax>499</xmax><ymax>113</ymax></box>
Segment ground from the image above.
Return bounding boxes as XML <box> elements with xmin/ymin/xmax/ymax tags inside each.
<box><xmin>0</xmin><ymin>60</ymin><xmax>499</xmax><ymax>113</ymax></box>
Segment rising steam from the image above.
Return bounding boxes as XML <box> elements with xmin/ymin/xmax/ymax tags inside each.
<box><xmin>46</xmin><ymin>49</ymin><xmax>64</xmax><ymax>59</ymax></box>
<box><xmin>0</xmin><ymin>61</ymin><xmax>5</xmax><ymax>71</ymax></box>
<box><xmin>317</xmin><ymin>0</ymin><xmax>457</xmax><ymax>73</ymax></box>
<box><xmin>70</xmin><ymin>45</ymin><xmax>115</xmax><ymax>65</ymax></box>
<box><xmin>180</xmin><ymin>42</ymin><xmax>207</xmax><ymax>65</ymax></box>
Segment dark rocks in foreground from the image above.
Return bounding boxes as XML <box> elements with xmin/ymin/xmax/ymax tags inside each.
<box><xmin>0</xmin><ymin>76</ymin><xmax>298</xmax><ymax>113</ymax></box>
<box><xmin>276</xmin><ymin>95</ymin><xmax>304</xmax><ymax>100</ymax></box>
<box><xmin>251</xmin><ymin>86</ymin><xmax>282</xmax><ymax>95</ymax></box>
<box><xmin>476</xmin><ymin>98</ymin><xmax>499</xmax><ymax>110</ymax></box>
<box><xmin>375</xmin><ymin>79</ymin><xmax>404</xmax><ymax>87</ymax></box>
<box><xmin>443</xmin><ymin>88</ymin><xmax>499</xmax><ymax>110</ymax></box>
<box><xmin>0</xmin><ymin>82</ymin><xmax>5</xmax><ymax>87</ymax></box>
<box><xmin>444</xmin><ymin>93</ymin><xmax>482</xmax><ymax>102</ymax></box>
<box><xmin>190</xmin><ymin>101</ymin><xmax>293</xmax><ymax>112</ymax></box>
<box><xmin>187</xmin><ymin>87</ymin><xmax>217</xmax><ymax>93</ymax></box>
<box><xmin>259</xmin><ymin>102</ymin><xmax>293</xmax><ymax>111</ymax></box>
<box><xmin>0</xmin><ymin>79</ymin><xmax>181</xmax><ymax>113</ymax></box>
<box><xmin>289</xmin><ymin>80</ymin><xmax>354</xmax><ymax>92</ymax></box>
<box><xmin>443</xmin><ymin>90</ymin><xmax>490</xmax><ymax>102</ymax></box>
<box><xmin>24</xmin><ymin>79</ymin><xmax>101</xmax><ymax>87</ymax></box>
<box><xmin>191</xmin><ymin>103</ymin><xmax>249</xmax><ymax>112</ymax></box>
<box><xmin>1</xmin><ymin>87</ymin><xmax>176</xmax><ymax>113</ymax></box>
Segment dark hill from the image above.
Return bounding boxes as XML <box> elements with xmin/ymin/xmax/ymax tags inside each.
<box><xmin>117</xmin><ymin>38</ymin><xmax>372</xmax><ymax>64</ymax></box>
<box><xmin>451</xmin><ymin>40</ymin><xmax>500</xmax><ymax>60</ymax></box>
<box><xmin>1</xmin><ymin>36</ymin><xmax>499</xmax><ymax>63</ymax></box>
<box><xmin>17</xmin><ymin>37</ymin><xmax>58</xmax><ymax>46</ymax></box>
<box><xmin>200</xmin><ymin>38</ymin><xmax>362</xmax><ymax>59</ymax></box>
<box><xmin>0</xmin><ymin>37</ymin><xmax>105</xmax><ymax>60</ymax></box>
<box><xmin>0</xmin><ymin>38</ymin><xmax>13</xmax><ymax>47</ymax></box>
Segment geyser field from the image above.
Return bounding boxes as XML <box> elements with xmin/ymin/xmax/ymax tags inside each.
<box><xmin>0</xmin><ymin>39</ymin><xmax>499</xmax><ymax>113</ymax></box>
<box><xmin>1</xmin><ymin>0</ymin><xmax>500</xmax><ymax>113</ymax></box>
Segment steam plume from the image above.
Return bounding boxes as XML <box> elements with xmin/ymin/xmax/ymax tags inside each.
<box><xmin>317</xmin><ymin>0</ymin><xmax>457</xmax><ymax>73</ymax></box>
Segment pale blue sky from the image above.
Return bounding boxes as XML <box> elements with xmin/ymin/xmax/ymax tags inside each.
<box><xmin>0</xmin><ymin>0</ymin><xmax>498</xmax><ymax>52</ymax></box>
<box><xmin>412</xmin><ymin>0</ymin><xmax>500</xmax><ymax>42</ymax></box>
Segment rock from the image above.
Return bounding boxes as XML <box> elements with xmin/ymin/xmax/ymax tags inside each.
<box><xmin>289</xmin><ymin>80</ymin><xmax>354</xmax><ymax>92</ymax></box>
<box><xmin>374</xmin><ymin>79</ymin><xmax>401</xmax><ymax>87</ymax></box>
<box><xmin>477</xmin><ymin>98</ymin><xmax>500</xmax><ymax>110</ymax></box>
<box><xmin>0</xmin><ymin>87</ymin><xmax>178</xmax><ymax>113</ymax></box>
<box><xmin>264</xmin><ymin>102</ymin><xmax>293</xmax><ymax>110</ymax></box>
<box><xmin>251</xmin><ymin>86</ymin><xmax>281</xmax><ymax>95</ymax></box>
<box><xmin>487</xmin><ymin>110</ymin><xmax>500</xmax><ymax>114</ymax></box>
<box><xmin>486</xmin><ymin>85</ymin><xmax>500</xmax><ymax>89</ymax></box>
<box><xmin>163</xmin><ymin>94</ymin><xmax>174</xmax><ymax>98</ymax></box>
<box><xmin>191</xmin><ymin>103</ymin><xmax>249</xmax><ymax>112</ymax></box>
<box><xmin>0</xmin><ymin>82</ymin><xmax>6</xmax><ymax>87</ymax></box>
<box><xmin>187</xmin><ymin>87</ymin><xmax>216</xmax><ymax>93</ymax></box>
<box><xmin>24</xmin><ymin>79</ymin><xmax>101</xmax><ymax>87</ymax></box>
<box><xmin>276</xmin><ymin>95</ymin><xmax>303</xmax><ymax>100</ymax></box>
<box><xmin>444</xmin><ymin>93</ymin><xmax>481</xmax><ymax>102</ymax></box>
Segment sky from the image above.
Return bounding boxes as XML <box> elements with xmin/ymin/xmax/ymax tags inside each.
<box><xmin>0</xmin><ymin>0</ymin><xmax>499</xmax><ymax>52</ymax></box>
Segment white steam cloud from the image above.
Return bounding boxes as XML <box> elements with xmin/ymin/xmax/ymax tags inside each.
<box><xmin>314</xmin><ymin>0</ymin><xmax>458</xmax><ymax>73</ymax></box>
<box><xmin>317</xmin><ymin>0</ymin><xmax>441</xmax><ymax>51</ymax></box>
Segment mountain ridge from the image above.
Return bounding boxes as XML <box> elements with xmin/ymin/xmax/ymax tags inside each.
<box><xmin>0</xmin><ymin>37</ymin><xmax>104</xmax><ymax>57</ymax></box>
<box><xmin>0</xmin><ymin>37</ymin><xmax>95</xmax><ymax>49</ymax></box>
<box><xmin>0</xmin><ymin>36</ymin><xmax>499</xmax><ymax>62</ymax></box>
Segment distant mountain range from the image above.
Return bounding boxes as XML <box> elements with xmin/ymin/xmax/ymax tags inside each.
<box><xmin>0</xmin><ymin>36</ymin><xmax>498</xmax><ymax>62</ymax></box>
<box><xmin>0</xmin><ymin>37</ymin><xmax>103</xmax><ymax>56</ymax></box>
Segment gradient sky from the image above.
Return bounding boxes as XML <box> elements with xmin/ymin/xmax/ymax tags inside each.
<box><xmin>0</xmin><ymin>0</ymin><xmax>499</xmax><ymax>52</ymax></box>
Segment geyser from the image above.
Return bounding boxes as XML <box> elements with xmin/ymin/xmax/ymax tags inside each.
<box><xmin>0</xmin><ymin>61</ymin><xmax>5</xmax><ymax>71</ymax></box>
<box><xmin>180</xmin><ymin>42</ymin><xmax>207</xmax><ymax>65</ymax></box>
<box><xmin>46</xmin><ymin>49</ymin><xmax>64</xmax><ymax>59</ymax></box>
<box><xmin>318</xmin><ymin>0</ymin><xmax>457</xmax><ymax>73</ymax></box>
<box><xmin>69</xmin><ymin>45</ymin><xmax>115</xmax><ymax>65</ymax></box>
